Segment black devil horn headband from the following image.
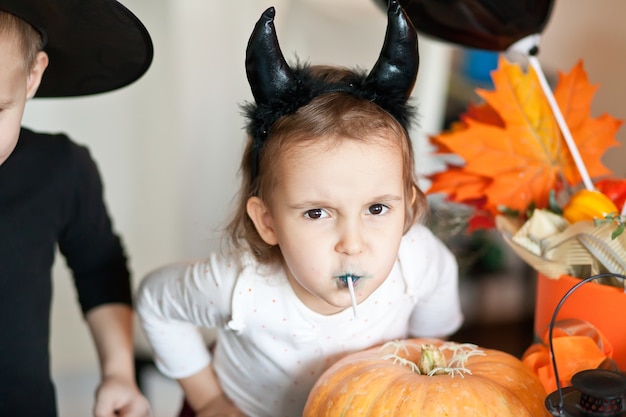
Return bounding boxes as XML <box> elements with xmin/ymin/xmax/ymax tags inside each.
<box><xmin>243</xmin><ymin>0</ymin><xmax>419</xmax><ymax>178</ymax></box>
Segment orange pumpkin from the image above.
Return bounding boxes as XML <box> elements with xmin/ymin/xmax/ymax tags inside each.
<box><xmin>304</xmin><ymin>338</ymin><xmax>550</xmax><ymax>417</ymax></box>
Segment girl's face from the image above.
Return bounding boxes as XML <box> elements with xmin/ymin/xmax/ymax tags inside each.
<box><xmin>247</xmin><ymin>135</ymin><xmax>408</xmax><ymax>315</ymax></box>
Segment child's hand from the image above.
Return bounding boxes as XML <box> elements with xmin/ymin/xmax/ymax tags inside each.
<box><xmin>196</xmin><ymin>394</ymin><xmax>247</xmax><ymax>417</ymax></box>
<box><xmin>93</xmin><ymin>375</ymin><xmax>152</xmax><ymax>417</ymax></box>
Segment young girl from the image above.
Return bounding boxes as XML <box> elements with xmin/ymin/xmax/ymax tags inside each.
<box><xmin>137</xmin><ymin>2</ymin><xmax>463</xmax><ymax>416</ymax></box>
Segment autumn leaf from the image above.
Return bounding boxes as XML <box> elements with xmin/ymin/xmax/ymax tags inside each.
<box><xmin>427</xmin><ymin>56</ymin><xmax>622</xmax><ymax>218</ymax></box>
<box><xmin>464</xmin><ymin>101</ymin><xmax>504</xmax><ymax>128</ymax></box>
<box><xmin>428</xmin><ymin>166</ymin><xmax>489</xmax><ymax>202</ymax></box>
<box><xmin>553</xmin><ymin>61</ymin><xmax>622</xmax><ymax>184</ymax></box>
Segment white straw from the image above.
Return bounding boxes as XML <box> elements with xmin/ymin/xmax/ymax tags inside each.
<box><xmin>528</xmin><ymin>55</ymin><xmax>594</xmax><ymax>191</ymax></box>
<box><xmin>347</xmin><ymin>276</ymin><xmax>358</xmax><ymax>319</ymax></box>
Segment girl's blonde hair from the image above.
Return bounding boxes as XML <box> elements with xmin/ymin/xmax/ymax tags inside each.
<box><xmin>226</xmin><ymin>66</ymin><xmax>427</xmax><ymax>264</ymax></box>
<box><xmin>0</xmin><ymin>11</ymin><xmax>44</xmax><ymax>71</ymax></box>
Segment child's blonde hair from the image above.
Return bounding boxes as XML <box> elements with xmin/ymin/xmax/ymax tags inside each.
<box><xmin>226</xmin><ymin>65</ymin><xmax>427</xmax><ymax>264</ymax></box>
<box><xmin>0</xmin><ymin>10</ymin><xmax>44</xmax><ymax>71</ymax></box>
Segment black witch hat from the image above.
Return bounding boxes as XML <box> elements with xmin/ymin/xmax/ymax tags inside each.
<box><xmin>243</xmin><ymin>0</ymin><xmax>419</xmax><ymax>178</ymax></box>
<box><xmin>0</xmin><ymin>0</ymin><xmax>153</xmax><ymax>97</ymax></box>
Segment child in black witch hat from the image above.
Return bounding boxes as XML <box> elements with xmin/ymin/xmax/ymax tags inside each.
<box><xmin>136</xmin><ymin>2</ymin><xmax>463</xmax><ymax>416</ymax></box>
<box><xmin>0</xmin><ymin>1</ymin><xmax>153</xmax><ymax>416</ymax></box>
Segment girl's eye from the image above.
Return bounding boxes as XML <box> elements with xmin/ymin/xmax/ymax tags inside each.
<box><xmin>368</xmin><ymin>204</ymin><xmax>388</xmax><ymax>215</ymax></box>
<box><xmin>304</xmin><ymin>208</ymin><xmax>327</xmax><ymax>219</ymax></box>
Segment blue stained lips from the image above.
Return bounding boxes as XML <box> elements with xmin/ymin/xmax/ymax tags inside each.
<box><xmin>336</xmin><ymin>274</ymin><xmax>361</xmax><ymax>288</ymax></box>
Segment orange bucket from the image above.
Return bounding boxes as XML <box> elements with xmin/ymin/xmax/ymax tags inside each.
<box><xmin>534</xmin><ymin>273</ymin><xmax>626</xmax><ymax>370</ymax></box>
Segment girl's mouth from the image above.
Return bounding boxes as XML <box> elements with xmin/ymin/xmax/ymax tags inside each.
<box><xmin>336</xmin><ymin>273</ymin><xmax>362</xmax><ymax>288</ymax></box>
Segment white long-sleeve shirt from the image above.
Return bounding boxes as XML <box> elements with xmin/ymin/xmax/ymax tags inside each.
<box><xmin>136</xmin><ymin>223</ymin><xmax>463</xmax><ymax>417</ymax></box>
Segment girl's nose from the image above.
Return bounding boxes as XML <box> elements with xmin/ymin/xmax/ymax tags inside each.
<box><xmin>335</xmin><ymin>222</ymin><xmax>365</xmax><ymax>255</ymax></box>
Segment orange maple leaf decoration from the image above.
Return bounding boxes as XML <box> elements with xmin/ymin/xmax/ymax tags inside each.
<box><xmin>428</xmin><ymin>56</ymin><xmax>622</xmax><ymax>223</ymax></box>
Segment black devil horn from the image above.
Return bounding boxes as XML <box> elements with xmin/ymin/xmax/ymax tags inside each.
<box><xmin>366</xmin><ymin>0</ymin><xmax>419</xmax><ymax>100</ymax></box>
<box><xmin>245</xmin><ymin>7</ymin><xmax>296</xmax><ymax>105</ymax></box>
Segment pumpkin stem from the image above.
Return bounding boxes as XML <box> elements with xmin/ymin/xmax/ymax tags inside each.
<box><xmin>380</xmin><ymin>340</ymin><xmax>486</xmax><ymax>378</ymax></box>
<box><xmin>418</xmin><ymin>344</ymin><xmax>447</xmax><ymax>375</ymax></box>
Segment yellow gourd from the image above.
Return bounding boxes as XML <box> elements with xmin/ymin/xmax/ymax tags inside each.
<box><xmin>562</xmin><ymin>189</ymin><xmax>618</xmax><ymax>223</ymax></box>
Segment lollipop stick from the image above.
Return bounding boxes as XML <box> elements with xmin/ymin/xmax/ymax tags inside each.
<box><xmin>528</xmin><ymin>55</ymin><xmax>594</xmax><ymax>191</ymax></box>
<box><xmin>347</xmin><ymin>276</ymin><xmax>358</xmax><ymax>319</ymax></box>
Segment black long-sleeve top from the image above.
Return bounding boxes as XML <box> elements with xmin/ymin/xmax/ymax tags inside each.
<box><xmin>0</xmin><ymin>127</ymin><xmax>132</xmax><ymax>416</ymax></box>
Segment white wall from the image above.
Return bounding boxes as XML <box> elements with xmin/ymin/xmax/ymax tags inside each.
<box><xmin>20</xmin><ymin>0</ymin><xmax>453</xmax><ymax>379</ymax></box>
